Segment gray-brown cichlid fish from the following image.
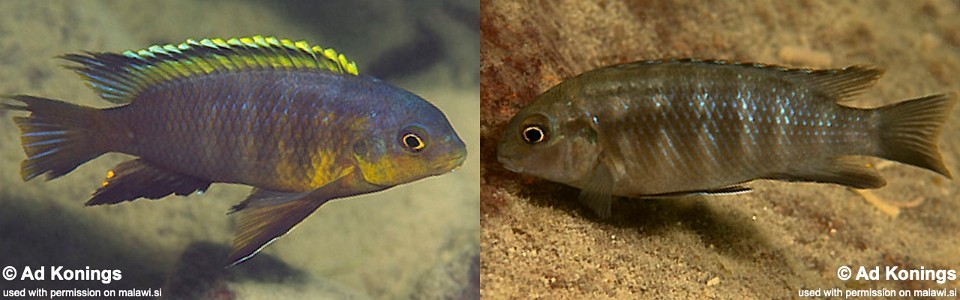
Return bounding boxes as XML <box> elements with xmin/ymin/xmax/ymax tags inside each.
<box><xmin>498</xmin><ymin>59</ymin><xmax>955</xmax><ymax>218</ymax></box>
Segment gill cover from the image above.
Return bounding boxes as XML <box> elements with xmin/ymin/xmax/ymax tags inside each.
<box><xmin>352</xmin><ymin>124</ymin><xmax>438</xmax><ymax>186</ymax></box>
<box><xmin>498</xmin><ymin>104</ymin><xmax>602</xmax><ymax>186</ymax></box>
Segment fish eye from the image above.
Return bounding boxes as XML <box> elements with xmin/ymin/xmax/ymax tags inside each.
<box><xmin>402</xmin><ymin>133</ymin><xmax>424</xmax><ymax>152</ymax></box>
<box><xmin>399</xmin><ymin>126</ymin><xmax>428</xmax><ymax>153</ymax></box>
<box><xmin>521</xmin><ymin>125</ymin><xmax>546</xmax><ymax>144</ymax></box>
<box><xmin>518</xmin><ymin>113</ymin><xmax>551</xmax><ymax>145</ymax></box>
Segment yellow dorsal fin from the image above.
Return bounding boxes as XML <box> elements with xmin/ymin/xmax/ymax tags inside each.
<box><xmin>61</xmin><ymin>36</ymin><xmax>359</xmax><ymax>104</ymax></box>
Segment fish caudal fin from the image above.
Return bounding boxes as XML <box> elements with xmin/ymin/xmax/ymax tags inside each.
<box><xmin>876</xmin><ymin>94</ymin><xmax>956</xmax><ymax>178</ymax></box>
<box><xmin>2</xmin><ymin>95</ymin><xmax>109</xmax><ymax>181</ymax></box>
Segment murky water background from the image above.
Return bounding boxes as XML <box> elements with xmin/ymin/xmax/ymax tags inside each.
<box><xmin>0</xmin><ymin>1</ymin><xmax>478</xmax><ymax>299</ymax></box>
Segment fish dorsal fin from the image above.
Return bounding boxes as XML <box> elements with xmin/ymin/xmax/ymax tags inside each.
<box><xmin>780</xmin><ymin>65</ymin><xmax>883</xmax><ymax>101</ymax></box>
<box><xmin>684</xmin><ymin>59</ymin><xmax>884</xmax><ymax>101</ymax></box>
<box><xmin>61</xmin><ymin>36</ymin><xmax>359</xmax><ymax>104</ymax></box>
<box><xmin>621</xmin><ymin>59</ymin><xmax>884</xmax><ymax>101</ymax></box>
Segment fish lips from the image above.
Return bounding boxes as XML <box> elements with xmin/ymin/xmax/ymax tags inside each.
<box><xmin>434</xmin><ymin>136</ymin><xmax>468</xmax><ymax>175</ymax></box>
<box><xmin>444</xmin><ymin>146</ymin><xmax>468</xmax><ymax>172</ymax></box>
<box><xmin>495</xmin><ymin>141</ymin><xmax>524</xmax><ymax>174</ymax></box>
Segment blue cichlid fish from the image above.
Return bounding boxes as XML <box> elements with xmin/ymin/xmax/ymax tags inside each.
<box><xmin>498</xmin><ymin>59</ymin><xmax>955</xmax><ymax>218</ymax></box>
<box><xmin>3</xmin><ymin>36</ymin><xmax>467</xmax><ymax>266</ymax></box>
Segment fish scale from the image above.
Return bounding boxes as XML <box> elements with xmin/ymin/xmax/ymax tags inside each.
<box><xmin>499</xmin><ymin>59</ymin><xmax>954</xmax><ymax>218</ymax></box>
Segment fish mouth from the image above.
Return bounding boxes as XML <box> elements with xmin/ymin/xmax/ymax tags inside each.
<box><xmin>495</xmin><ymin>152</ymin><xmax>523</xmax><ymax>173</ymax></box>
<box><xmin>448</xmin><ymin>149</ymin><xmax>468</xmax><ymax>170</ymax></box>
<box><xmin>501</xmin><ymin>163</ymin><xmax>521</xmax><ymax>173</ymax></box>
<box><xmin>450</xmin><ymin>137</ymin><xmax>468</xmax><ymax>168</ymax></box>
<box><xmin>433</xmin><ymin>146</ymin><xmax>467</xmax><ymax>174</ymax></box>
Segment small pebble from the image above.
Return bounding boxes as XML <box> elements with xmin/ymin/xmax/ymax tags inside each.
<box><xmin>706</xmin><ymin>277</ymin><xmax>720</xmax><ymax>286</ymax></box>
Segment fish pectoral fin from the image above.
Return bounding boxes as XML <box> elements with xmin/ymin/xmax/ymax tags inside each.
<box><xmin>86</xmin><ymin>159</ymin><xmax>211</xmax><ymax>206</ymax></box>
<box><xmin>226</xmin><ymin>188</ymin><xmax>329</xmax><ymax>267</ymax></box>
<box><xmin>769</xmin><ymin>157</ymin><xmax>886</xmax><ymax>189</ymax></box>
<box><xmin>228</xmin><ymin>188</ymin><xmax>313</xmax><ymax>213</ymax></box>
<box><xmin>578</xmin><ymin>163</ymin><xmax>615</xmax><ymax>219</ymax></box>
<box><xmin>640</xmin><ymin>185</ymin><xmax>753</xmax><ymax>199</ymax></box>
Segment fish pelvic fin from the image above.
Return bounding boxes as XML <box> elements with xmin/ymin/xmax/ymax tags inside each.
<box><xmin>87</xmin><ymin>159</ymin><xmax>212</xmax><ymax>206</ymax></box>
<box><xmin>61</xmin><ymin>36</ymin><xmax>359</xmax><ymax>104</ymax></box>
<box><xmin>876</xmin><ymin>94</ymin><xmax>956</xmax><ymax>178</ymax></box>
<box><xmin>225</xmin><ymin>188</ymin><xmax>329</xmax><ymax>267</ymax></box>
<box><xmin>639</xmin><ymin>185</ymin><xmax>753</xmax><ymax>199</ymax></box>
<box><xmin>224</xmin><ymin>171</ymin><xmax>387</xmax><ymax>267</ymax></box>
<box><xmin>578</xmin><ymin>163</ymin><xmax>615</xmax><ymax>219</ymax></box>
<box><xmin>2</xmin><ymin>95</ymin><xmax>112</xmax><ymax>181</ymax></box>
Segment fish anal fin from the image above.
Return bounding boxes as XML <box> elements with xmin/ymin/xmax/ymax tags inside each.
<box><xmin>771</xmin><ymin>158</ymin><xmax>886</xmax><ymax>189</ymax></box>
<box><xmin>578</xmin><ymin>163</ymin><xmax>615</xmax><ymax>219</ymax></box>
<box><xmin>226</xmin><ymin>189</ymin><xmax>328</xmax><ymax>267</ymax></box>
<box><xmin>86</xmin><ymin>159</ymin><xmax>211</xmax><ymax>205</ymax></box>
